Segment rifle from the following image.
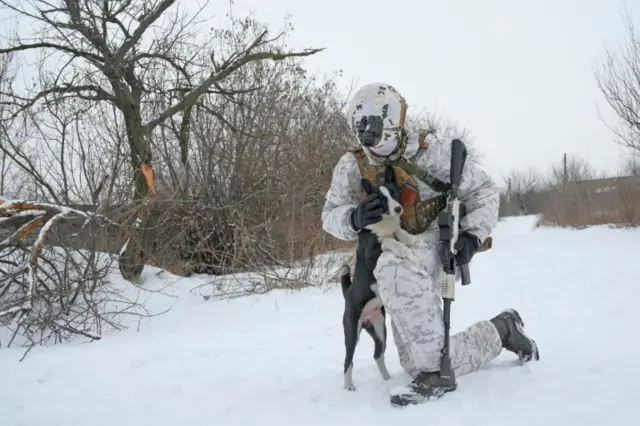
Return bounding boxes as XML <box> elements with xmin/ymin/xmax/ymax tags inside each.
<box><xmin>435</xmin><ymin>138</ymin><xmax>469</xmax><ymax>390</ymax></box>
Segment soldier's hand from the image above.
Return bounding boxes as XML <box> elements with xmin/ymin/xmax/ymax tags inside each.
<box><xmin>454</xmin><ymin>232</ymin><xmax>481</xmax><ymax>266</ymax></box>
<box><xmin>350</xmin><ymin>192</ymin><xmax>384</xmax><ymax>231</ymax></box>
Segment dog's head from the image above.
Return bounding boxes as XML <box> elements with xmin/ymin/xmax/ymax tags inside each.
<box><xmin>361</xmin><ymin>165</ymin><xmax>403</xmax><ymax>218</ymax></box>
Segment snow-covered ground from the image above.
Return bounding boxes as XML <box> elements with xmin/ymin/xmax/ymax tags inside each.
<box><xmin>1</xmin><ymin>216</ymin><xmax>639</xmax><ymax>426</ymax></box>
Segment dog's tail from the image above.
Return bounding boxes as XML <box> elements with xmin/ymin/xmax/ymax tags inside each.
<box><xmin>338</xmin><ymin>264</ymin><xmax>351</xmax><ymax>297</ymax></box>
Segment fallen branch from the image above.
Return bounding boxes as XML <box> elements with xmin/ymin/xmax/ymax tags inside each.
<box><xmin>0</xmin><ymin>196</ymin><xmax>149</xmax><ymax>355</ymax></box>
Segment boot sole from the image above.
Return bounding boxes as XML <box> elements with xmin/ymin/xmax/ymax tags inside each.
<box><xmin>390</xmin><ymin>385</ymin><xmax>455</xmax><ymax>407</ymax></box>
<box><xmin>500</xmin><ymin>309</ymin><xmax>540</xmax><ymax>363</ymax></box>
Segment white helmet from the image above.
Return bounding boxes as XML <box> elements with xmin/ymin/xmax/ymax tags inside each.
<box><xmin>346</xmin><ymin>82</ymin><xmax>408</xmax><ymax>160</ymax></box>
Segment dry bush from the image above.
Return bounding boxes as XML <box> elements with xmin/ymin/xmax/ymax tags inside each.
<box><xmin>612</xmin><ymin>177</ymin><xmax>640</xmax><ymax>225</ymax></box>
<box><xmin>537</xmin><ymin>155</ymin><xmax>640</xmax><ymax>228</ymax></box>
<box><xmin>0</xmin><ymin>0</ymin><xmax>323</xmax><ymax>282</ymax></box>
<box><xmin>538</xmin><ymin>177</ymin><xmax>640</xmax><ymax>228</ymax></box>
<box><xmin>114</xmin><ymin>54</ymin><xmax>357</xmax><ymax>295</ymax></box>
<box><xmin>35</xmin><ymin>15</ymin><xmax>356</xmax><ymax>291</ymax></box>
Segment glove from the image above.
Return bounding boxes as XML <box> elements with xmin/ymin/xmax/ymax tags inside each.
<box><xmin>349</xmin><ymin>192</ymin><xmax>384</xmax><ymax>231</ymax></box>
<box><xmin>454</xmin><ymin>232</ymin><xmax>482</xmax><ymax>266</ymax></box>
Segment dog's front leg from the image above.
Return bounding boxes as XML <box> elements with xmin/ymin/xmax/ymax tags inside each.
<box><xmin>394</xmin><ymin>229</ymin><xmax>419</xmax><ymax>247</ymax></box>
<box><xmin>381</xmin><ymin>238</ymin><xmax>409</xmax><ymax>259</ymax></box>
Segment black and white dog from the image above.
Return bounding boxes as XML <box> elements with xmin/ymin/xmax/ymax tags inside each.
<box><xmin>340</xmin><ymin>165</ymin><xmax>418</xmax><ymax>391</ymax></box>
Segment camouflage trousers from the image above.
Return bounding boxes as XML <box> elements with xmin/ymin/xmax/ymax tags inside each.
<box><xmin>373</xmin><ymin>239</ymin><xmax>502</xmax><ymax>378</ymax></box>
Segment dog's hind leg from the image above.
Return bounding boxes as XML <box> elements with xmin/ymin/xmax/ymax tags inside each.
<box><xmin>338</xmin><ymin>265</ymin><xmax>351</xmax><ymax>297</ymax></box>
<box><xmin>331</xmin><ymin>262</ymin><xmax>351</xmax><ymax>284</ymax></box>
<box><xmin>342</xmin><ymin>310</ymin><xmax>360</xmax><ymax>391</ymax></box>
<box><xmin>364</xmin><ymin>312</ymin><xmax>391</xmax><ymax>381</ymax></box>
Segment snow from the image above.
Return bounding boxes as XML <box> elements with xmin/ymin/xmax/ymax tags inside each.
<box><xmin>1</xmin><ymin>215</ymin><xmax>640</xmax><ymax>426</ymax></box>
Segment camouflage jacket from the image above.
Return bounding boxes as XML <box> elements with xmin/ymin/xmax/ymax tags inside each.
<box><xmin>321</xmin><ymin>134</ymin><xmax>500</xmax><ymax>251</ymax></box>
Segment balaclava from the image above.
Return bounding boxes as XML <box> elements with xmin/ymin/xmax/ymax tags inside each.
<box><xmin>346</xmin><ymin>83</ymin><xmax>408</xmax><ymax>164</ymax></box>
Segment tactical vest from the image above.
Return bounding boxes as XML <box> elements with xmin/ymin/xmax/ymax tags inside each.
<box><xmin>347</xmin><ymin>129</ymin><xmax>447</xmax><ymax>236</ymax></box>
<box><xmin>346</xmin><ymin>129</ymin><xmax>493</xmax><ymax>253</ymax></box>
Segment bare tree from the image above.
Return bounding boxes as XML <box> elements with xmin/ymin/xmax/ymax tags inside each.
<box><xmin>621</xmin><ymin>154</ymin><xmax>640</xmax><ymax>177</ymax></box>
<box><xmin>502</xmin><ymin>168</ymin><xmax>543</xmax><ymax>215</ymax></box>
<box><xmin>548</xmin><ymin>154</ymin><xmax>600</xmax><ymax>186</ymax></box>
<box><xmin>404</xmin><ymin>106</ymin><xmax>480</xmax><ymax>163</ymax></box>
<box><xmin>0</xmin><ymin>0</ymin><xmax>323</xmax><ymax>282</ymax></box>
<box><xmin>596</xmin><ymin>8</ymin><xmax>640</xmax><ymax>154</ymax></box>
<box><xmin>0</xmin><ymin>128</ymin><xmax>29</xmax><ymax>199</ymax></box>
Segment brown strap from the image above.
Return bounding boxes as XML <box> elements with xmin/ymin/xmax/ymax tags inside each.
<box><xmin>418</xmin><ymin>128</ymin><xmax>436</xmax><ymax>149</ymax></box>
<box><xmin>399</xmin><ymin>97</ymin><xmax>408</xmax><ymax>128</ymax></box>
<box><xmin>476</xmin><ymin>236</ymin><xmax>493</xmax><ymax>253</ymax></box>
<box><xmin>348</xmin><ymin>127</ymin><xmax>433</xmax><ymax>178</ymax></box>
<box><xmin>353</xmin><ymin>149</ymin><xmax>367</xmax><ymax>178</ymax></box>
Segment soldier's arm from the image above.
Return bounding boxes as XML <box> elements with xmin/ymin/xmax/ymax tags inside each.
<box><xmin>419</xmin><ymin>140</ymin><xmax>499</xmax><ymax>245</ymax></box>
<box><xmin>321</xmin><ymin>153</ymin><xmax>362</xmax><ymax>241</ymax></box>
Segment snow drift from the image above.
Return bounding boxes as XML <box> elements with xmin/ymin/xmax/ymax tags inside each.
<box><xmin>1</xmin><ymin>215</ymin><xmax>639</xmax><ymax>426</ymax></box>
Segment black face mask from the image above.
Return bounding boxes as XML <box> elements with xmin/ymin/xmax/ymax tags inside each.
<box><xmin>356</xmin><ymin>115</ymin><xmax>383</xmax><ymax>147</ymax></box>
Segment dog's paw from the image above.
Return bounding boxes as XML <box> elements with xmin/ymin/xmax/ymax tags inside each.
<box><xmin>343</xmin><ymin>384</ymin><xmax>357</xmax><ymax>392</ymax></box>
<box><xmin>400</xmin><ymin>235</ymin><xmax>418</xmax><ymax>248</ymax></box>
<box><xmin>329</xmin><ymin>264</ymin><xmax>350</xmax><ymax>282</ymax></box>
<box><xmin>338</xmin><ymin>264</ymin><xmax>351</xmax><ymax>276</ymax></box>
<box><xmin>381</xmin><ymin>238</ymin><xmax>408</xmax><ymax>258</ymax></box>
<box><xmin>395</xmin><ymin>230</ymin><xmax>419</xmax><ymax>247</ymax></box>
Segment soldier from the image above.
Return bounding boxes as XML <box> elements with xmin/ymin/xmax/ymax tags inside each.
<box><xmin>321</xmin><ymin>82</ymin><xmax>539</xmax><ymax>406</ymax></box>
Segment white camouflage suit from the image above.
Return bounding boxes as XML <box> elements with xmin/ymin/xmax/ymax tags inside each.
<box><xmin>321</xmin><ymin>83</ymin><xmax>503</xmax><ymax>380</ymax></box>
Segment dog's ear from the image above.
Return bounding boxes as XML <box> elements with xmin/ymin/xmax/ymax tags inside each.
<box><xmin>361</xmin><ymin>178</ymin><xmax>374</xmax><ymax>195</ymax></box>
<box><xmin>385</xmin><ymin>165</ymin><xmax>396</xmax><ymax>183</ymax></box>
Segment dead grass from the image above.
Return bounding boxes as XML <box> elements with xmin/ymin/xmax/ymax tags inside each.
<box><xmin>538</xmin><ymin>178</ymin><xmax>640</xmax><ymax>228</ymax></box>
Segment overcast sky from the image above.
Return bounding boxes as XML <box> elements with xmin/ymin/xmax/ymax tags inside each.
<box><xmin>0</xmin><ymin>0</ymin><xmax>635</xmax><ymax>184</ymax></box>
<box><xmin>204</xmin><ymin>0</ymin><xmax>637</xmax><ymax>183</ymax></box>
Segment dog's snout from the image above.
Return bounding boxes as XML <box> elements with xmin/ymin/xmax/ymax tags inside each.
<box><xmin>394</xmin><ymin>206</ymin><xmax>402</xmax><ymax>214</ymax></box>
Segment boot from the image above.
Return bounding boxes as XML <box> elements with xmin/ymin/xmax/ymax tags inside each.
<box><xmin>389</xmin><ymin>371</ymin><xmax>457</xmax><ymax>407</ymax></box>
<box><xmin>490</xmin><ymin>309</ymin><xmax>540</xmax><ymax>363</ymax></box>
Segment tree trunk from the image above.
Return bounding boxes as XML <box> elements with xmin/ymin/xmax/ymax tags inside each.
<box><xmin>118</xmin><ymin>105</ymin><xmax>155</xmax><ymax>282</ymax></box>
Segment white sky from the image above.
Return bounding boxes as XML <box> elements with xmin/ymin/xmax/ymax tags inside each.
<box><xmin>0</xmin><ymin>0</ymin><xmax>636</xmax><ymax>184</ymax></box>
<box><xmin>203</xmin><ymin>0</ymin><xmax>637</xmax><ymax>183</ymax></box>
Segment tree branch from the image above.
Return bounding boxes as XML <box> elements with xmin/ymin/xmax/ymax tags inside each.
<box><xmin>0</xmin><ymin>42</ymin><xmax>104</xmax><ymax>64</ymax></box>
<box><xmin>143</xmin><ymin>47</ymin><xmax>324</xmax><ymax>131</ymax></box>
<box><xmin>114</xmin><ymin>0</ymin><xmax>177</xmax><ymax>64</ymax></box>
<box><xmin>0</xmin><ymin>84</ymin><xmax>115</xmax><ymax>120</ymax></box>
<box><xmin>134</xmin><ymin>51</ymin><xmax>190</xmax><ymax>79</ymax></box>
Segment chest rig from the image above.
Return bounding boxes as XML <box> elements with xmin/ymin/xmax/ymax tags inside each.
<box><xmin>347</xmin><ymin>130</ymin><xmax>448</xmax><ymax>236</ymax></box>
